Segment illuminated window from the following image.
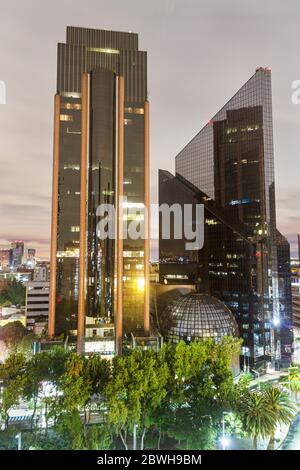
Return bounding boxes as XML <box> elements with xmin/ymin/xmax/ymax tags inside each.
<box><xmin>60</xmin><ymin>114</ymin><xmax>73</xmax><ymax>121</ymax></box>
<box><xmin>61</xmin><ymin>103</ymin><xmax>82</xmax><ymax>110</ymax></box>
<box><xmin>124</xmin><ymin>118</ymin><xmax>133</xmax><ymax>126</ymax></box>
<box><xmin>123</xmin><ymin>251</ymin><xmax>144</xmax><ymax>258</ymax></box>
<box><xmin>71</xmin><ymin>226</ymin><xmax>80</xmax><ymax>232</ymax></box>
<box><xmin>64</xmin><ymin>164</ymin><xmax>80</xmax><ymax>170</ymax></box>
<box><xmin>226</xmin><ymin>127</ymin><xmax>237</xmax><ymax>135</ymax></box>
<box><xmin>87</xmin><ymin>47</ymin><xmax>119</xmax><ymax>54</ymax></box>
<box><xmin>125</xmin><ymin>107</ymin><xmax>144</xmax><ymax>115</ymax></box>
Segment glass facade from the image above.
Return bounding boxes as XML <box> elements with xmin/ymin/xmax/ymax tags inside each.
<box><xmin>52</xmin><ymin>27</ymin><xmax>148</xmax><ymax>341</ymax></box>
<box><xmin>159</xmin><ymin>170</ymin><xmax>269</xmax><ymax>365</ymax></box>
<box><xmin>161</xmin><ymin>293</ymin><xmax>239</xmax><ymax>344</ymax></box>
<box><xmin>173</xmin><ymin>68</ymin><xmax>290</xmax><ymax>365</ymax></box>
<box><xmin>276</xmin><ymin>230</ymin><xmax>293</xmax><ymax>366</ymax></box>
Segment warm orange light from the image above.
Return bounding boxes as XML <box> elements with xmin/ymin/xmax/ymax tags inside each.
<box><xmin>137</xmin><ymin>278</ymin><xmax>145</xmax><ymax>292</ymax></box>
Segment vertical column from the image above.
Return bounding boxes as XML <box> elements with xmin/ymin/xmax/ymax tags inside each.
<box><xmin>77</xmin><ymin>73</ymin><xmax>89</xmax><ymax>354</ymax></box>
<box><xmin>48</xmin><ymin>94</ymin><xmax>60</xmax><ymax>339</ymax></box>
<box><xmin>116</xmin><ymin>76</ymin><xmax>124</xmax><ymax>355</ymax></box>
<box><xmin>144</xmin><ymin>101</ymin><xmax>150</xmax><ymax>335</ymax></box>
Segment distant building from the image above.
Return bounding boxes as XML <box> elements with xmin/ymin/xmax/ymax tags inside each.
<box><xmin>27</xmin><ymin>249</ymin><xmax>36</xmax><ymax>268</ymax></box>
<box><xmin>276</xmin><ymin>231</ymin><xmax>293</xmax><ymax>366</ymax></box>
<box><xmin>291</xmin><ymin>238</ymin><xmax>300</xmax><ymax>333</ymax></box>
<box><xmin>33</xmin><ymin>265</ymin><xmax>49</xmax><ymax>282</ymax></box>
<box><xmin>10</xmin><ymin>241</ymin><xmax>24</xmax><ymax>268</ymax></box>
<box><xmin>26</xmin><ymin>281</ymin><xmax>49</xmax><ymax>332</ymax></box>
<box><xmin>0</xmin><ymin>249</ymin><xmax>11</xmax><ymax>269</ymax></box>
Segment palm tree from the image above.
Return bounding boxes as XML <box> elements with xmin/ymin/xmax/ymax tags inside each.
<box><xmin>264</xmin><ymin>387</ymin><xmax>295</xmax><ymax>450</ymax></box>
<box><xmin>240</xmin><ymin>391</ymin><xmax>275</xmax><ymax>449</ymax></box>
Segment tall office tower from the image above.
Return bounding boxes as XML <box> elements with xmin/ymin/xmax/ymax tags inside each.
<box><xmin>49</xmin><ymin>27</ymin><xmax>150</xmax><ymax>354</ymax></box>
<box><xmin>175</xmin><ymin>68</ymin><xmax>286</xmax><ymax>365</ymax></box>
<box><xmin>0</xmin><ymin>249</ymin><xmax>11</xmax><ymax>269</ymax></box>
<box><xmin>276</xmin><ymin>231</ymin><xmax>293</xmax><ymax>365</ymax></box>
<box><xmin>159</xmin><ymin>170</ymin><xmax>267</xmax><ymax>367</ymax></box>
<box><xmin>10</xmin><ymin>240</ymin><xmax>25</xmax><ymax>268</ymax></box>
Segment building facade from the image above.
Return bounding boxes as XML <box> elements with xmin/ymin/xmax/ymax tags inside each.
<box><xmin>10</xmin><ymin>241</ymin><xmax>24</xmax><ymax>268</ymax></box>
<box><xmin>164</xmin><ymin>68</ymin><xmax>292</xmax><ymax>366</ymax></box>
<box><xmin>49</xmin><ymin>27</ymin><xmax>150</xmax><ymax>354</ymax></box>
<box><xmin>159</xmin><ymin>170</ymin><xmax>268</xmax><ymax>366</ymax></box>
<box><xmin>26</xmin><ymin>280</ymin><xmax>50</xmax><ymax>332</ymax></box>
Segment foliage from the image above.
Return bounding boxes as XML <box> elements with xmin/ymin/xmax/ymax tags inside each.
<box><xmin>0</xmin><ymin>352</ymin><xmax>27</xmax><ymax>428</ymax></box>
<box><xmin>264</xmin><ymin>387</ymin><xmax>296</xmax><ymax>449</ymax></box>
<box><xmin>2</xmin><ymin>337</ymin><xmax>295</xmax><ymax>451</ymax></box>
<box><xmin>0</xmin><ymin>279</ymin><xmax>26</xmax><ymax>306</ymax></box>
<box><xmin>0</xmin><ymin>321</ymin><xmax>29</xmax><ymax>348</ymax></box>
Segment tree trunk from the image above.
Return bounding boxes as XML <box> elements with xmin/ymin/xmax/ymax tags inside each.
<box><xmin>5</xmin><ymin>412</ymin><xmax>9</xmax><ymax>430</ymax></box>
<box><xmin>140</xmin><ymin>428</ymin><xmax>146</xmax><ymax>450</ymax></box>
<box><xmin>267</xmin><ymin>434</ymin><xmax>275</xmax><ymax>450</ymax></box>
<box><xmin>45</xmin><ymin>402</ymin><xmax>48</xmax><ymax>436</ymax></box>
<box><xmin>31</xmin><ymin>395</ymin><xmax>38</xmax><ymax>432</ymax></box>
<box><xmin>157</xmin><ymin>429</ymin><xmax>162</xmax><ymax>450</ymax></box>
<box><xmin>253</xmin><ymin>436</ymin><xmax>258</xmax><ymax>450</ymax></box>
<box><xmin>119</xmin><ymin>430</ymin><xmax>128</xmax><ymax>450</ymax></box>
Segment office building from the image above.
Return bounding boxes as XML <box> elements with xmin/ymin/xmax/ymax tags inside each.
<box><xmin>159</xmin><ymin>170</ymin><xmax>267</xmax><ymax>366</ymax></box>
<box><xmin>0</xmin><ymin>249</ymin><xmax>11</xmax><ymax>270</ymax></box>
<box><xmin>49</xmin><ymin>27</ymin><xmax>150</xmax><ymax>354</ymax></box>
<box><xmin>10</xmin><ymin>240</ymin><xmax>24</xmax><ymax>268</ymax></box>
<box><xmin>26</xmin><ymin>280</ymin><xmax>50</xmax><ymax>332</ymax></box>
<box><xmin>171</xmin><ymin>68</ymin><xmax>291</xmax><ymax>366</ymax></box>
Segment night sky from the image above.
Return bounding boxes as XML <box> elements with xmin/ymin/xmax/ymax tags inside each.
<box><xmin>0</xmin><ymin>0</ymin><xmax>299</xmax><ymax>259</ymax></box>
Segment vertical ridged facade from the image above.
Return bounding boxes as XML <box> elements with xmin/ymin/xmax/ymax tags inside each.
<box><xmin>50</xmin><ymin>27</ymin><xmax>149</xmax><ymax>352</ymax></box>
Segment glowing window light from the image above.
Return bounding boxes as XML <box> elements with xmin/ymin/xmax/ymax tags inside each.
<box><xmin>137</xmin><ymin>278</ymin><xmax>145</xmax><ymax>292</ymax></box>
<box><xmin>88</xmin><ymin>47</ymin><xmax>119</xmax><ymax>54</ymax></box>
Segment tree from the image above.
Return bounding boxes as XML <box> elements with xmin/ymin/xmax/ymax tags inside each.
<box><xmin>0</xmin><ymin>321</ymin><xmax>29</xmax><ymax>348</ymax></box>
<box><xmin>0</xmin><ymin>352</ymin><xmax>27</xmax><ymax>428</ymax></box>
<box><xmin>0</xmin><ymin>279</ymin><xmax>25</xmax><ymax>306</ymax></box>
<box><xmin>240</xmin><ymin>390</ymin><xmax>275</xmax><ymax>449</ymax></box>
<box><xmin>58</xmin><ymin>353</ymin><xmax>90</xmax><ymax>414</ymax></box>
<box><xmin>281</xmin><ymin>366</ymin><xmax>300</xmax><ymax>402</ymax></box>
<box><xmin>106</xmin><ymin>348</ymin><xmax>169</xmax><ymax>450</ymax></box>
<box><xmin>23</xmin><ymin>352</ymin><xmax>51</xmax><ymax>431</ymax></box>
<box><xmin>83</xmin><ymin>354</ymin><xmax>111</xmax><ymax>424</ymax></box>
<box><xmin>264</xmin><ymin>387</ymin><xmax>295</xmax><ymax>450</ymax></box>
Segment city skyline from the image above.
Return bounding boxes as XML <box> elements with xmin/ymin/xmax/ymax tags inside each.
<box><xmin>0</xmin><ymin>0</ymin><xmax>300</xmax><ymax>259</ymax></box>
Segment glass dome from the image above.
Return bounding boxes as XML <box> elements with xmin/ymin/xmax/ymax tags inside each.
<box><xmin>161</xmin><ymin>293</ymin><xmax>239</xmax><ymax>344</ymax></box>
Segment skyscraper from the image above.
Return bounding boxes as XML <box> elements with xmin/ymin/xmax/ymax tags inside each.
<box><xmin>170</xmin><ymin>67</ymin><xmax>292</xmax><ymax>366</ymax></box>
<box><xmin>10</xmin><ymin>240</ymin><xmax>24</xmax><ymax>268</ymax></box>
<box><xmin>159</xmin><ymin>170</ymin><xmax>265</xmax><ymax>366</ymax></box>
<box><xmin>49</xmin><ymin>27</ymin><xmax>150</xmax><ymax>354</ymax></box>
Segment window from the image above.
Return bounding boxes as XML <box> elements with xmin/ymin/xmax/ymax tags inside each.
<box><xmin>87</xmin><ymin>47</ymin><xmax>119</xmax><ymax>54</ymax></box>
<box><xmin>61</xmin><ymin>103</ymin><xmax>81</xmax><ymax>110</ymax></box>
<box><xmin>60</xmin><ymin>114</ymin><xmax>73</xmax><ymax>121</ymax></box>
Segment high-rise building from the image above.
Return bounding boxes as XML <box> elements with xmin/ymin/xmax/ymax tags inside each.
<box><xmin>159</xmin><ymin>170</ymin><xmax>267</xmax><ymax>367</ymax></box>
<box><xmin>0</xmin><ymin>249</ymin><xmax>11</xmax><ymax>269</ymax></box>
<box><xmin>168</xmin><ymin>67</ymin><xmax>291</xmax><ymax>366</ymax></box>
<box><xmin>49</xmin><ymin>27</ymin><xmax>150</xmax><ymax>354</ymax></box>
<box><xmin>10</xmin><ymin>240</ymin><xmax>24</xmax><ymax>268</ymax></box>
<box><xmin>276</xmin><ymin>231</ymin><xmax>293</xmax><ymax>366</ymax></box>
